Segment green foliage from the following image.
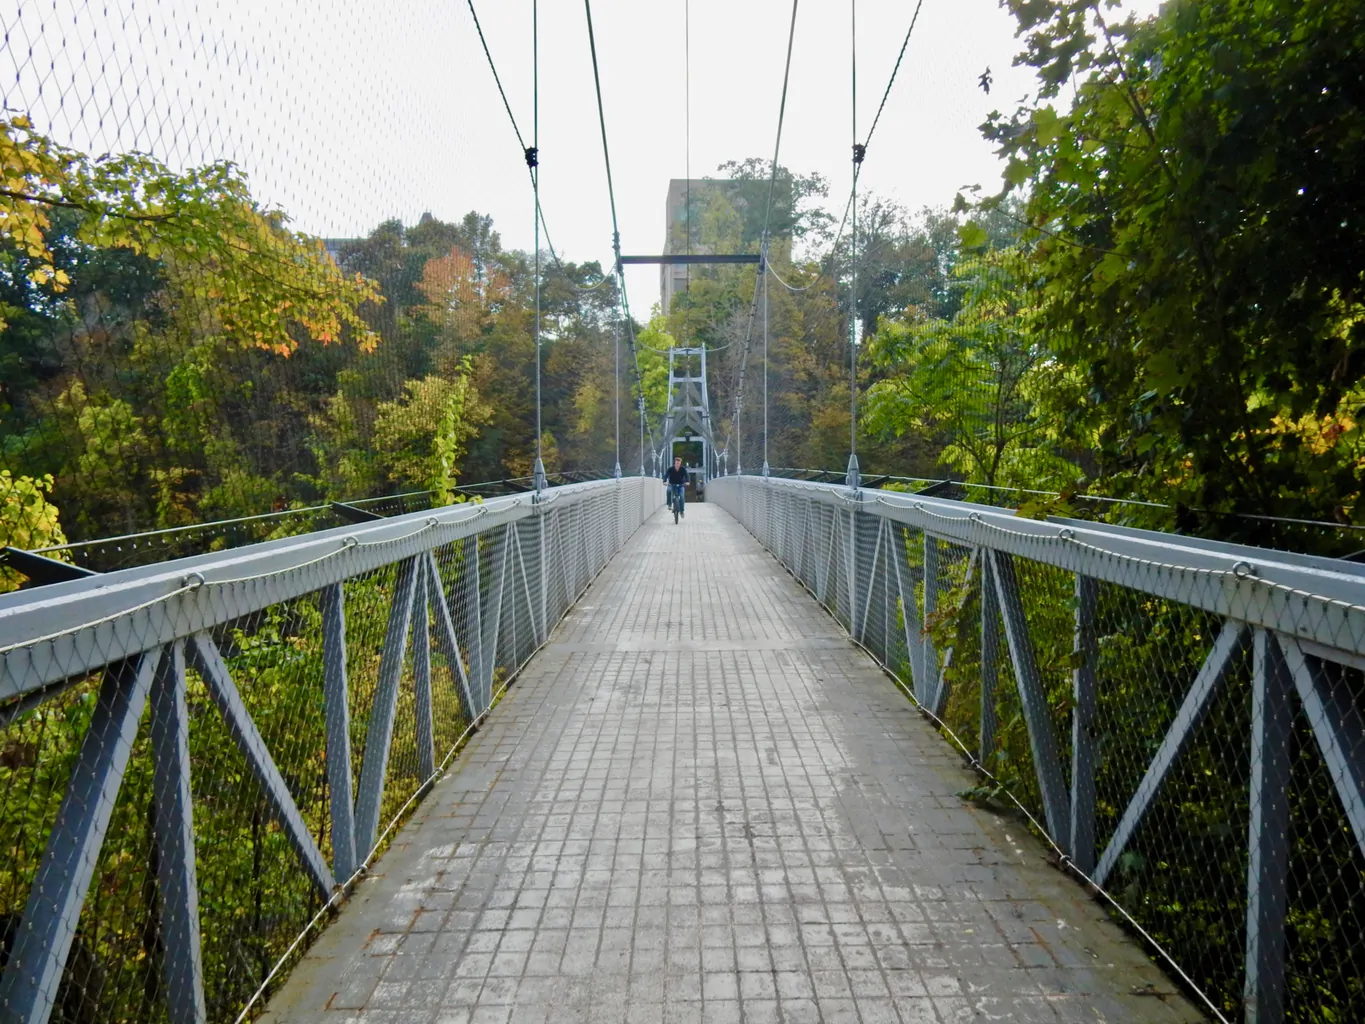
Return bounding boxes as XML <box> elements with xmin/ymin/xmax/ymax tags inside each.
<box><xmin>371</xmin><ymin>361</ymin><xmax>491</xmax><ymax>504</ymax></box>
<box><xmin>0</xmin><ymin>470</ymin><xmax>69</xmax><ymax>590</ymax></box>
<box><xmin>972</xmin><ymin>0</ymin><xmax>1365</xmax><ymax>532</ymax></box>
<box><xmin>865</xmin><ymin>248</ymin><xmax>1080</xmax><ymax>489</ymax></box>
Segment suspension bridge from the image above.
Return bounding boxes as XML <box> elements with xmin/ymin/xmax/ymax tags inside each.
<box><xmin>0</xmin><ymin>2</ymin><xmax>1363</xmax><ymax>1023</ymax></box>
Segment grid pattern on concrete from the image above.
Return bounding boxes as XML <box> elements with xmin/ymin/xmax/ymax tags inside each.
<box><xmin>263</xmin><ymin>503</ymin><xmax>1201</xmax><ymax>1023</ymax></box>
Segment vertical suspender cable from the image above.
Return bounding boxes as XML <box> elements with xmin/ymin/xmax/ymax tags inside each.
<box><xmin>583</xmin><ymin>0</ymin><xmax>655</xmax><ymax>476</ymax></box>
<box><xmin>762</xmin><ymin>246</ymin><xmax>769</xmax><ymax>475</ymax></box>
<box><xmin>846</xmin><ymin>0</ymin><xmax>862</xmax><ymax>490</ymax></box>
<box><xmin>531</xmin><ymin>0</ymin><xmax>547</xmax><ymax>493</ymax></box>
<box><xmin>726</xmin><ymin>0</ymin><xmax>799</xmax><ymax>476</ymax></box>
<box><xmin>614</xmin><ymin>297</ymin><xmax>621</xmax><ymax>477</ymax></box>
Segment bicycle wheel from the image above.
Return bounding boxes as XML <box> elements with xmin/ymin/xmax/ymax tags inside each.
<box><xmin>673</xmin><ymin>499</ymin><xmax>679</xmax><ymax>525</ymax></box>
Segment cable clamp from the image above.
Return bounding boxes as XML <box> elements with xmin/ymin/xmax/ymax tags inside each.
<box><xmin>1232</xmin><ymin>560</ymin><xmax>1257</xmax><ymax>579</ymax></box>
<box><xmin>853</xmin><ymin>143</ymin><xmax>867</xmax><ymax>165</ymax></box>
<box><xmin>1058</xmin><ymin>527</ymin><xmax>1076</xmax><ymax>541</ymax></box>
<box><xmin>342</xmin><ymin>535</ymin><xmax>359</xmax><ymax>548</ymax></box>
<box><xmin>524</xmin><ymin>146</ymin><xmax>538</xmax><ymax>168</ymax></box>
<box><xmin>426</xmin><ymin>517</ymin><xmax>440</xmax><ymax>528</ymax></box>
<box><xmin>181</xmin><ymin>572</ymin><xmax>206</xmax><ymax>590</ymax></box>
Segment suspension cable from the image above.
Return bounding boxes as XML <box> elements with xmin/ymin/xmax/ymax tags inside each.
<box><xmin>848</xmin><ymin>0</ymin><xmax>860</xmax><ymax>488</ymax></box>
<box><xmin>466</xmin><ymin>0</ymin><xmax>613</xmax><ymax>292</ymax></box>
<box><xmin>720</xmin><ymin>0</ymin><xmax>801</xmax><ymax>470</ymax></box>
<box><xmin>532</xmin><ymin>0</ymin><xmax>545</xmax><ymax>490</ymax></box>
<box><xmin>863</xmin><ymin>0</ymin><xmax>925</xmax><ymax>153</ymax></box>
<box><xmin>583</xmin><ymin>0</ymin><xmax>657</xmax><ymax>469</ymax></box>
<box><xmin>764</xmin><ymin>0</ymin><xmax>928</xmax><ymax>297</ymax></box>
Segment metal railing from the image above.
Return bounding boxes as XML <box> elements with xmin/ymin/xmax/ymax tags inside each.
<box><xmin>0</xmin><ymin>477</ymin><xmax>661</xmax><ymax>1023</ymax></box>
<box><xmin>15</xmin><ymin>472</ymin><xmax>621</xmax><ymax>575</ymax></box>
<box><xmin>708</xmin><ymin>474</ymin><xmax>1365</xmax><ymax>1024</ymax></box>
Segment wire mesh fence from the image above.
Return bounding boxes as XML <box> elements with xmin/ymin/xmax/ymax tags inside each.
<box><xmin>0</xmin><ymin>0</ymin><xmax>644</xmax><ymax>572</ymax></box>
<box><xmin>0</xmin><ymin>476</ymin><xmax>659</xmax><ymax>1023</ymax></box>
<box><xmin>2</xmin><ymin>472</ymin><xmax>616</xmax><ymax>577</ymax></box>
<box><xmin>710</xmin><ymin>473</ymin><xmax>1365</xmax><ymax>1024</ymax></box>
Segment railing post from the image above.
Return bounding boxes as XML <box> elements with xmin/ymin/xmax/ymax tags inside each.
<box><xmin>980</xmin><ymin>551</ymin><xmax>1000</xmax><ymax>764</ymax></box>
<box><xmin>150</xmin><ymin>639</ymin><xmax>207</xmax><ymax>1024</ymax></box>
<box><xmin>189</xmin><ymin>636</ymin><xmax>334</xmax><ymax>895</ymax></box>
<box><xmin>538</xmin><ymin>512</ymin><xmax>548</xmax><ymax>646</ymax></box>
<box><xmin>320</xmin><ymin>583</ymin><xmax>357</xmax><ymax>882</ymax></box>
<box><xmin>412</xmin><ymin>563</ymin><xmax>436</xmax><ymax>780</ymax></box>
<box><xmin>846</xmin><ymin>508</ymin><xmax>858</xmax><ymax>632</ymax></box>
<box><xmin>1071</xmin><ymin>575</ymin><xmax>1098</xmax><ymax>874</ymax></box>
<box><xmin>922</xmin><ymin>533</ymin><xmax>940</xmax><ymax>705</ymax></box>
<box><xmin>482</xmin><ymin>525</ymin><xmax>513</xmax><ymax>705</ymax></box>
<box><xmin>0</xmin><ymin>652</ymin><xmax>159</xmax><ymax>1023</ymax></box>
<box><xmin>464</xmin><ymin>535</ymin><xmax>484</xmax><ymax>712</ymax></box>
<box><xmin>428</xmin><ymin>556</ymin><xmax>478</xmax><ymax>724</ymax></box>
<box><xmin>353</xmin><ymin>556</ymin><xmax>418</xmax><ymax>854</ymax></box>
<box><xmin>1244</xmin><ymin>629</ymin><xmax>1293</xmax><ymax>1024</ymax></box>
<box><xmin>989</xmin><ymin>550</ymin><xmax>1071</xmax><ymax>844</ymax></box>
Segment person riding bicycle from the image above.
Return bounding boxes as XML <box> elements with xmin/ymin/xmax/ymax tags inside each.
<box><xmin>662</xmin><ymin>456</ymin><xmax>689</xmax><ymax>518</ymax></box>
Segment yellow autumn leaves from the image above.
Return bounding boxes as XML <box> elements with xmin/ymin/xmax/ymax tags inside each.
<box><xmin>0</xmin><ymin>114</ymin><xmax>381</xmax><ymax>352</ymax></box>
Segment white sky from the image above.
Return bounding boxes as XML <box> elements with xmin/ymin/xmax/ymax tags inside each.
<box><xmin>1</xmin><ymin>0</ymin><xmax>1161</xmax><ymax>309</ymax></box>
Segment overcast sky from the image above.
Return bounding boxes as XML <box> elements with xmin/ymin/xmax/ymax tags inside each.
<box><xmin>2</xmin><ymin>0</ymin><xmax>1160</xmax><ymax>309</ymax></box>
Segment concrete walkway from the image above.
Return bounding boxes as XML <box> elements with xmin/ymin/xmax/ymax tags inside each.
<box><xmin>263</xmin><ymin>504</ymin><xmax>1200</xmax><ymax>1024</ymax></box>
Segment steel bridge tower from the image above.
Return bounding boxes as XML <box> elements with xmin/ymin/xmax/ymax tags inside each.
<box><xmin>657</xmin><ymin>346</ymin><xmax>721</xmax><ymax>483</ymax></box>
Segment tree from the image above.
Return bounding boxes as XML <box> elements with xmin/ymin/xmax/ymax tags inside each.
<box><xmin>0</xmin><ymin>471</ymin><xmax>69</xmax><ymax>592</ymax></box>
<box><xmin>864</xmin><ymin>249</ymin><xmax>1077</xmax><ymax>489</ymax></box>
<box><xmin>371</xmin><ymin>363</ymin><xmax>491</xmax><ymax>504</ymax></box>
<box><xmin>968</xmin><ymin>0</ymin><xmax>1365</xmax><ymax>534</ymax></box>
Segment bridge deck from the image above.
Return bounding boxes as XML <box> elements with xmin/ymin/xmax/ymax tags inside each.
<box><xmin>264</xmin><ymin>504</ymin><xmax>1199</xmax><ymax>1024</ymax></box>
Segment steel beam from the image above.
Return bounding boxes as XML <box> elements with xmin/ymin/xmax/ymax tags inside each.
<box><xmin>482</xmin><ymin>525</ymin><xmax>513</xmax><ymax>705</ymax></box>
<box><xmin>427</xmin><ymin>555</ymin><xmax>477</xmax><ymax>725</ymax></box>
<box><xmin>412</xmin><ymin>564</ymin><xmax>436</xmax><ymax>780</ymax></box>
<box><xmin>928</xmin><ymin>549</ymin><xmax>979</xmax><ymax>718</ymax></box>
<box><xmin>464</xmin><ymin>535</ymin><xmax>484</xmax><ymax>711</ymax></box>
<box><xmin>922</xmin><ymin>535</ymin><xmax>940</xmax><ymax>706</ymax></box>
<box><xmin>320</xmin><ymin>583</ymin><xmax>356</xmax><ymax>882</ymax></box>
<box><xmin>891</xmin><ymin>526</ymin><xmax>924</xmax><ymax>698</ymax></box>
<box><xmin>1279</xmin><ymin>635</ymin><xmax>1365</xmax><ymax>860</ymax></box>
<box><xmin>189</xmin><ymin>636</ymin><xmax>332</xmax><ymax>896</ymax></box>
<box><xmin>1244</xmin><ymin>629</ymin><xmax>1294</xmax><ymax>1024</ymax></box>
<box><xmin>858</xmin><ymin>519</ymin><xmax>886</xmax><ymax>645</ymax></box>
<box><xmin>1071</xmin><ymin>575</ymin><xmax>1099</xmax><ymax>874</ymax></box>
<box><xmin>989</xmin><ymin>550</ymin><xmax>1070</xmax><ymax>844</ymax></box>
<box><xmin>0</xmin><ymin>651</ymin><xmax>159</xmax><ymax>1023</ymax></box>
<box><xmin>150</xmin><ymin>640</ymin><xmax>206</xmax><ymax>1024</ymax></box>
<box><xmin>980</xmin><ymin>554</ymin><xmax>1001</xmax><ymax>764</ymax></box>
<box><xmin>1093</xmin><ymin>620</ymin><xmax>1248</xmax><ymax>886</ymax></box>
<box><xmin>353</xmin><ymin>557</ymin><xmax>419</xmax><ymax>855</ymax></box>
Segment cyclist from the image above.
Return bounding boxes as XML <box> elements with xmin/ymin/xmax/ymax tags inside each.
<box><xmin>662</xmin><ymin>456</ymin><xmax>689</xmax><ymax>519</ymax></box>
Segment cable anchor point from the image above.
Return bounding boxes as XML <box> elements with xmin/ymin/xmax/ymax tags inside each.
<box><xmin>524</xmin><ymin>146</ymin><xmax>539</xmax><ymax>168</ymax></box>
<box><xmin>853</xmin><ymin>143</ymin><xmax>867</xmax><ymax>165</ymax></box>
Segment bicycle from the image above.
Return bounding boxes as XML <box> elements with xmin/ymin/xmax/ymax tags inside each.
<box><xmin>667</xmin><ymin>483</ymin><xmax>685</xmax><ymax>524</ymax></box>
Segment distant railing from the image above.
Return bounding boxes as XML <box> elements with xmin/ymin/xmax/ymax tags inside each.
<box><xmin>709</xmin><ymin>474</ymin><xmax>1365</xmax><ymax>1024</ymax></box>
<box><xmin>17</xmin><ymin>471</ymin><xmax>619</xmax><ymax>575</ymax></box>
<box><xmin>0</xmin><ymin>476</ymin><xmax>661</xmax><ymax>1023</ymax></box>
<box><xmin>763</xmin><ymin>467</ymin><xmax>1365</xmax><ymax>557</ymax></box>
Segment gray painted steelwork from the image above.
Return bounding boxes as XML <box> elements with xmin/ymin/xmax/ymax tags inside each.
<box><xmin>707</xmin><ymin>474</ymin><xmax>1365</xmax><ymax>1024</ymax></box>
<box><xmin>0</xmin><ymin>478</ymin><xmax>659</xmax><ymax>1024</ymax></box>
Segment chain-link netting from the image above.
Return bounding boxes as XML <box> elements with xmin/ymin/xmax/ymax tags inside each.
<box><xmin>0</xmin><ymin>0</ymin><xmax>646</xmax><ymax>581</ymax></box>
<box><xmin>0</xmin><ymin>477</ymin><xmax>657</xmax><ymax>1022</ymax></box>
<box><xmin>712</xmin><ymin>474</ymin><xmax>1365</xmax><ymax>1024</ymax></box>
